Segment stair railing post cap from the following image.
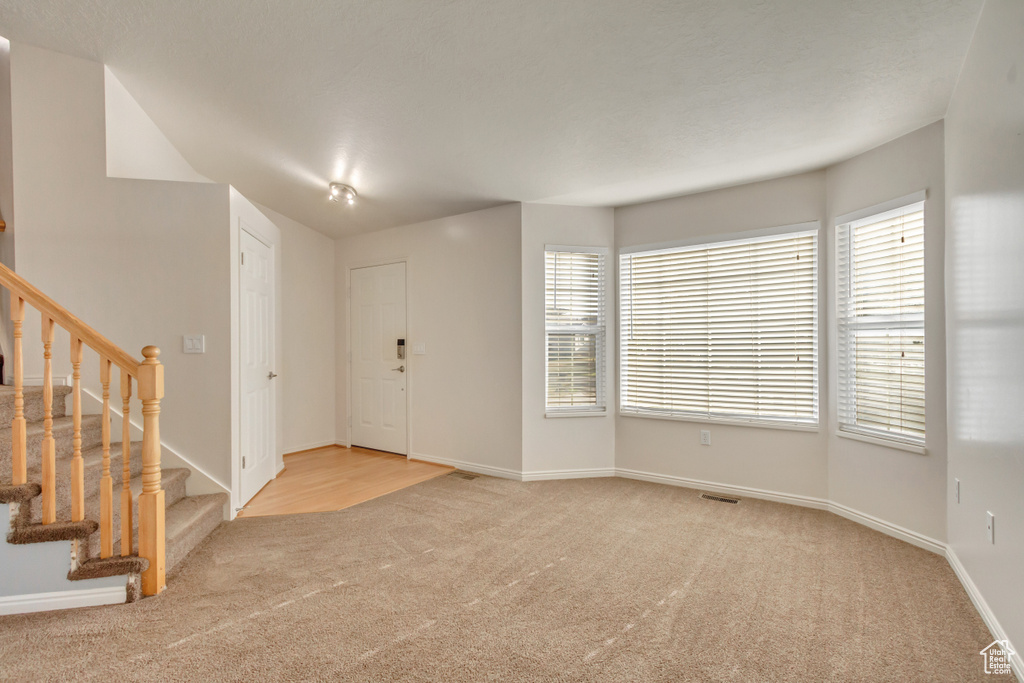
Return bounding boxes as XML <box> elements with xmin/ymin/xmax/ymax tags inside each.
<box><xmin>142</xmin><ymin>346</ymin><xmax>161</xmax><ymax>361</ymax></box>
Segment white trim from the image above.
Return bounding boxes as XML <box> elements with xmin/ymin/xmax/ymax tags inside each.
<box><xmin>834</xmin><ymin>190</ymin><xmax>928</xmax><ymax>227</ymax></box>
<box><xmin>836</xmin><ymin>427</ymin><xmax>927</xmax><ymax>455</ymax></box>
<box><xmin>615</xmin><ymin>467</ymin><xmax>829</xmax><ymax>510</ymax></box>
<box><xmin>946</xmin><ymin>547</ymin><xmax>1024</xmax><ymax>681</ymax></box>
<box><xmin>827</xmin><ymin>500</ymin><xmax>944</xmax><ymax>554</ymax></box>
<box><xmin>80</xmin><ymin>386</ymin><xmax>230</xmax><ymax>495</ymax></box>
<box><xmin>620</xmin><ymin>411</ymin><xmax>819</xmax><ymax>433</ymax></box>
<box><xmin>618</xmin><ymin>221</ymin><xmax>820</xmax><ymax>256</ymax></box>
<box><xmin>345</xmin><ymin>258</ymin><xmax>412</xmax><ymax>458</ymax></box>
<box><xmin>545</xmin><ymin>410</ymin><xmax>608</xmax><ymax>419</ymax></box>
<box><xmin>521</xmin><ymin>468</ymin><xmax>616</xmax><ymax>481</ymax></box>
<box><xmin>0</xmin><ymin>586</ymin><xmax>126</xmax><ymax>615</ymax></box>
<box><xmin>283</xmin><ymin>439</ymin><xmax>337</xmax><ymax>454</ymax></box>
<box><xmin>544</xmin><ymin>244</ymin><xmax>610</xmax><ymax>255</ymax></box>
<box><xmin>23</xmin><ymin>374</ymin><xmax>72</xmax><ymax>387</ymax></box>
<box><xmin>409</xmin><ymin>453</ymin><xmax>521</xmax><ymax>481</ymax></box>
<box><xmin>614</xmin><ymin>467</ymin><xmax>945</xmax><ymax>554</ymax></box>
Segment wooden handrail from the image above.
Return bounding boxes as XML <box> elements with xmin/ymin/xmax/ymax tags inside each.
<box><xmin>0</xmin><ymin>263</ymin><xmax>139</xmax><ymax>377</ymax></box>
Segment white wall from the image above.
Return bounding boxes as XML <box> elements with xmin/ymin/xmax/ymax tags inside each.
<box><xmin>825</xmin><ymin>121</ymin><xmax>948</xmax><ymax>543</ymax></box>
<box><xmin>944</xmin><ymin>0</ymin><xmax>1024</xmax><ymax>658</ymax></box>
<box><xmin>613</xmin><ymin>172</ymin><xmax>829</xmax><ymax>499</ymax></box>
<box><xmin>10</xmin><ymin>43</ymin><xmax>233</xmax><ymax>488</ymax></box>
<box><xmin>253</xmin><ymin>201</ymin><xmax>336</xmax><ymax>454</ymax></box>
<box><xmin>521</xmin><ymin>204</ymin><xmax>616</xmax><ymax>477</ymax></box>
<box><xmin>104</xmin><ymin>67</ymin><xmax>211</xmax><ymax>184</ymax></box>
<box><xmin>335</xmin><ymin>203</ymin><xmax>523</xmax><ymax>476</ymax></box>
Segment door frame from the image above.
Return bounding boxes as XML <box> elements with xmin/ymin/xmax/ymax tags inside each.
<box><xmin>345</xmin><ymin>257</ymin><xmax>412</xmax><ymax>457</ymax></box>
<box><xmin>229</xmin><ymin>190</ymin><xmax>282</xmax><ymax>519</ymax></box>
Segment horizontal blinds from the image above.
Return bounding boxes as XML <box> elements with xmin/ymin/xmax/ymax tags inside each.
<box><xmin>546</xmin><ymin>250</ymin><xmax>606</xmax><ymax>410</ymax></box>
<box><xmin>620</xmin><ymin>230</ymin><xmax>818</xmax><ymax>424</ymax></box>
<box><xmin>837</xmin><ymin>202</ymin><xmax>925</xmax><ymax>444</ymax></box>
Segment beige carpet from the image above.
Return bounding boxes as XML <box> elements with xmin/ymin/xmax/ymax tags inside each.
<box><xmin>0</xmin><ymin>475</ymin><xmax>1007</xmax><ymax>682</ymax></box>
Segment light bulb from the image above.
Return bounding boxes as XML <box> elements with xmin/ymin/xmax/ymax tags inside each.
<box><xmin>347</xmin><ymin>198</ymin><xmax>355</xmax><ymax>205</ymax></box>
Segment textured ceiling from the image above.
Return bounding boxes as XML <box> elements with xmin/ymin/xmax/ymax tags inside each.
<box><xmin>0</xmin><ymin>0</ymin><xmax>983</xmax><ymax>237</ymax></box>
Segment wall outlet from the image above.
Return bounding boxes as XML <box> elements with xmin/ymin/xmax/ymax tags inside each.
<box><xmin>954</xmin><ymin>478</ymin><xmax>960</xmax><ymax>504</ymax></box>
<box><xmin>987</xmin><ymin>511</ymin><xmax>995</xmax><ymax>544</ymax></box>
<box><xmin>183</xmin><ymin>334</ymin><xmax>205</xmax><ymax>354</ymax></box>
<box><xmin>700</xmin><ymin>429</ymin><xmax>711</xmax><ymax>446</ymax></box>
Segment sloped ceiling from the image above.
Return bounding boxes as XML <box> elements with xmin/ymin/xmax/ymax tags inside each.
<box><xmin>0</xmin><ymin>0</ymin><xmax>983</xmax><ymax>237</ymax></box>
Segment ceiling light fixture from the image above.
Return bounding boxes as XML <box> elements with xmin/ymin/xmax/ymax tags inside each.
<box><xmin>329</xmin><ymin>182</ymin><xmax>357</xmax><ymax>205</ymax></box>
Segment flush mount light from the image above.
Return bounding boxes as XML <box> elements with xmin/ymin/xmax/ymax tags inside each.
<box><xmin>329</xmin><ymin>182</ymin><xmax>357</xmax><ymax>205</ymax></box>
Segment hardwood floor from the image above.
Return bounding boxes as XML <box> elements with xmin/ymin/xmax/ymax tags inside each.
<box><xmin>237</xmin><ymin>445</ymin><xmax>453</xmax><ymax>518</ymax></box>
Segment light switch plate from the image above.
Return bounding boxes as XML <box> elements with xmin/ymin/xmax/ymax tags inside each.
<box><xmin>183</xmin><ymin>334</ymin><xmax>205</xmax><ymax>354</ymax></box>
<box><xmin>413</xmin><ymin>342</ymin><xmax>426</xmax><ymax>355</ymax></box>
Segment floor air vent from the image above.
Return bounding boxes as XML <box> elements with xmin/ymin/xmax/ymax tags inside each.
<box><xmin>700</xmin><ymin>493</ymin><xmax>739</xmax><ymax>504</ymax></box>
<box><xmin>450</xmin><ymin>471</ymin><xmax>479</xmax><ymax>480</ymax></box>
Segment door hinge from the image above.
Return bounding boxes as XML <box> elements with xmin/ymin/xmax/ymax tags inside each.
<box><xmin>241</xmin><ymin>252</ymin><xmax>245</xmax><ymax>265</ymax></box>
<box><xmin>242</xmin><ymin>456</ymin><xmax>246</xmax><ymax>468</ymax></box>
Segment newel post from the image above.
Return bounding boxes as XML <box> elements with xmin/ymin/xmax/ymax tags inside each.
<box><xmin>137</xmin><ymin>346</ymin><xmax>166</xmax><ymax>596</ymax></box>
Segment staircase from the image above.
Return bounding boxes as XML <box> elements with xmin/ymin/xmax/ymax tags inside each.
<box><xmin>0</xmin><ymin>386</ymin><xmax>226</xmax><ymax>600</ymax></box>
<box><xmin>0</xmin><ymin>262</ymin><xmax>227</xmax><ymax>607</ymax></box>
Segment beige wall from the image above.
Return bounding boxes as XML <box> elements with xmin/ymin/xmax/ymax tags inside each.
<box><xmin>254</xmin><ymin>201</ymin><xmax>337</xmax><ymax>454</ymax></box>
<box><xmin>521</xmin><ymin>204</ymin><xmax>616</xmax><ymax>477</ymax></box>
<box><xmin>944</xmin><ymin>0</ymin><xmax>1024</xmax><ymax>657</ymax></box>
<box><xmin>335</xmin><ymin>203</ymin><xmax>523</xmax><ymax>475</ymax></box>
<box><xmin>825</xmin><ymin>121</ymin><xmax>948</xmax><ymax>543</ymax></box>
<box><xmin>9</xmin><ymin>43</ymin><xmax>233</xmax><ymax>485</ymax></box>
<box><xmin>614</xmin><ymin>172</ymin><xmax>829</xmax><ymax>499</ymax></box>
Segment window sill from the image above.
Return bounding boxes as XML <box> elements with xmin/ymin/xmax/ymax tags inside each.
<box><xmin>545</xmin><ymin>410</ymin><xmax>608</xmax><ymax>419</ymax></box>
<box><xmin>620</xmin><ymin>410</ymin><xmax>819</xmax><ymax>433</ymax></box>
<box><xmin>836</xmin><ymin>428</ymin><xmax>926</xmax><ymax>455</ymax></box>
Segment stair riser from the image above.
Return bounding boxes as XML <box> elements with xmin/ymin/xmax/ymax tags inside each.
<box><xmin>167</xmin><ymin>504</ymin><xmax>224</xmax><ymax>573</ymax></box>
<box><xmin>24</xmin><ymin>447</ymin><xmax>143</xmax><ymax>525</ymax></box>
<box><xmin>0</xmin><ymin>387</ymin><xmax>70</xmax><ymax>426</ymax></box>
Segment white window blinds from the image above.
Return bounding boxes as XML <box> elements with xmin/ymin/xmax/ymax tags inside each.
<box><xmin>620</xmin><ymin>228</ymin><xmax>818</xmax><ymax>425</ymax></box>
<box><xmin>545</xmin><ymin>248</ymin><xmax>607</xmax><ymax>412</ymax></box>
<box><xmin>837</xmin><ymin>201</ymin><xmax>925</xmax><ymax>446</ymax></box>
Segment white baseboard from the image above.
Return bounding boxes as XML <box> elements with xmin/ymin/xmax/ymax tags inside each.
<box><xmin>283</xmin><ymin>439</ymin><xmax>337</xmax><ymax>455</ymax></box>
<box><xmin>521</xmin><ymin>467</ymin><xmax>616</xmax><ymax>481</ymax></box>
<box><xmin>0</xmin><ymin>586</ymin><xmax>126</xmax><ymax>616</ymax></box>
<box><xmin>827</xmin><ymin>500</ymin><xmax>945</xmax><ymax>554</ymax></box>
<box><xmin>409</xmin><ymin>453</ymin><xmax>521</xmax><ymax>480</ymax></box>
<box><xmin>946</xmin><ymin>547</ymin><xmax>1023</xmax><ymax>681</ymax></box>
<box><xmin>615</xmin><ymin>467</ymin><xmax>830</xmax><ymax>511</ymax></box>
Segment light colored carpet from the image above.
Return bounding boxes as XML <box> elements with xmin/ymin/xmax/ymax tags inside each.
<box><xmin>0</xmin><ymin>475</ymin><xmax>1007</xmax><ymax>682</ymax></box>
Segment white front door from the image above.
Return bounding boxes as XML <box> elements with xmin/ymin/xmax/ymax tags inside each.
<box><xmin>351</xmin><ymin>262</ymin><xmax>408</xmax><ymax>454</ymax></box>
<box><xmin>240</xmin><ymin>227</ymin><xmax>277</xmax><ymax>503</ymax></box>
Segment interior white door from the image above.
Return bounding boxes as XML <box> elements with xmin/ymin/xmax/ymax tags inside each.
<box><xmin>240</xmin><ymin>228</ymin><xmax>277</xmax><ymax>504</ymax></box>
<box><xmin>351</xmin><ymin>262</ymin><xmax>408</xmax><ymax>454</ymax></box>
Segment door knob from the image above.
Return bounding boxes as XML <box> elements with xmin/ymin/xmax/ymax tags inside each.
<box><xmin>268</xmin><ymin>372</ymin><xmax>278</xmax><ymax>380</ymax></box>
<box><xmin>392</xmin><ymin>365</ymin><xmax>405</xmax><ymax>373</ymax></box>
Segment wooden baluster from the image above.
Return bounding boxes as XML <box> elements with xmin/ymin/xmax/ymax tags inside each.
<box><xmin>70</xmin><ymin>337</ymin><xmax>84</xmax><ymax>522</ymax></box>
<box><xmin>138</xmin><ymin>346</ymin><xmax>165</xmax><ymax>595</ymax></box>
<box><xmin>9</xmin><ymin>295</ymin><xmax>26</xmax><ymax>485</ymax></box>
<box><xmin>120</xmin><ymin>371</ymin><xmax>133</xmax><ymax>557</ymax></box>
<box><xmin>41</xmin><ymin>317</ymin><xmax>56</xmax><ymax>524</ymax></box>
<box><xmin>99</xmin><ymin>359</ymin><xmax>113</xmax><ymax>558</ymax></box>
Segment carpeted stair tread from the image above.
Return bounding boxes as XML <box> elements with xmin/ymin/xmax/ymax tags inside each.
<box><xmin>87</xmin><ymin>467</ymin><xmax>191</xmax><ymax>559</ymax></box>
<box><xmin>0</xmin><ymin>483</ymin><xmax>41</xmax><ymax>504</ymax></box>
<box><xmin>0</xmin><ymin>385</ymin><xmax>71</xmax><ymax>424</ymax></box>
<box><xmin>8</xmin><ymin>519</ymin><xmax>98</xmax><ymax>544</ymax></box>
<box><xmin>69</xmin><ymin>554</ymin><xmax>148</xmax><ymax>581</ymax></box>
<box><xmin>165</xmin><ymin>493</ymin><xmax>227</xmax><ymax>572</ymax></box>
<box><xmin>0</xmin><ymin>415</ymin><xmax>104</xmax><ymax>477</ymax></box>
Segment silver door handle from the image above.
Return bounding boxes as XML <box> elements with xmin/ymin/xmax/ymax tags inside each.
<box><xmin>268</xmin><ymin>372</ymin><xmax>278</xmax><ymax>379</ymax></box>
<box><xmin>392</xmin><ymin>365</ymin><xmax>405</xmax><ymax>373</ymax></box>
